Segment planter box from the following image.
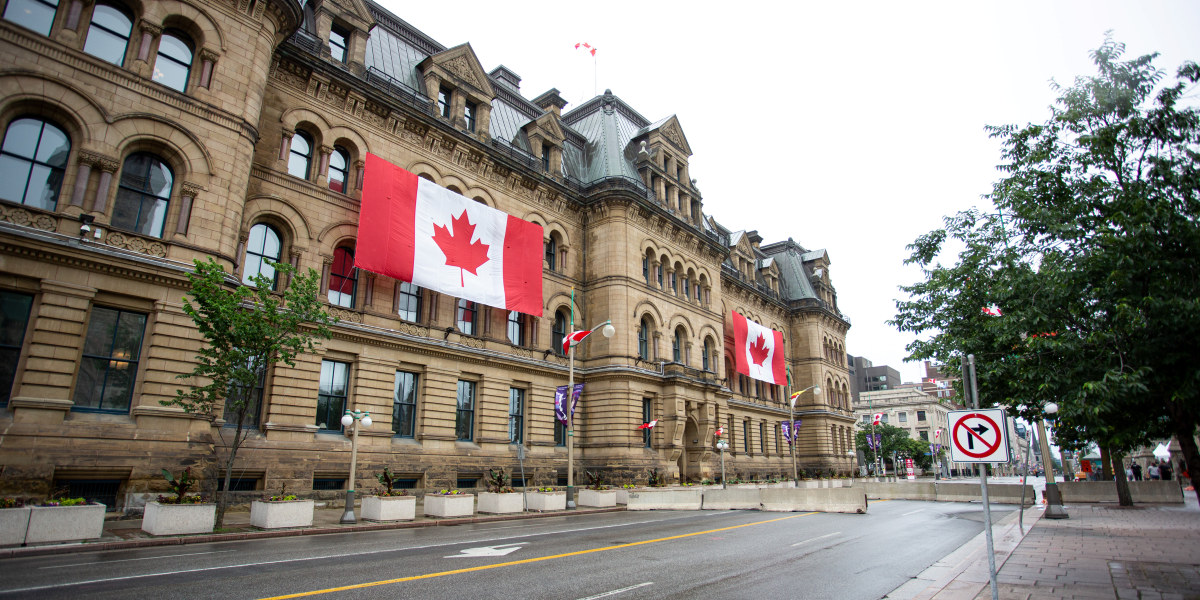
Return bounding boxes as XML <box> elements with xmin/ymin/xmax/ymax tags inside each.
<box><xmin>577</xmin><ymin>489</ymin><xmax>616</xmax><ymax>508</ymax></box>
<box><xmin>361</xmin><ymin>495</ymin><xmax>416</xmax><ymax>522</ymax></box>
<box><xmin>250</xmin><ymin>499</ymin><xmax>314</xmax><ymax>529</ymax></box>
<box><xmin>26</xmin><ymin>503</ymin><xmax>106</xmax><ymax>544</ymax></box>
<box><xmin>525</xmin><ymin>491</ymin><xmax>566</xmax><ymax>512</ymax></box>
<box><xmin>424</xmin><ymin>494</ymin><xmax>474</xmax><ymax>518</ymax></box>
<box><xmin>0</xmin><ymin>507</ymin><xmax>32</xmax><ymax>546</ymax></box>
<box><xmin>477</xmin><ymin>492</ymin><xmax>523</xmax><ymax>514</ymax></box>
<box><xmin>141</xmin><ymin>502</ymin><xmax>216</xmax><ymax>536</ymax></box>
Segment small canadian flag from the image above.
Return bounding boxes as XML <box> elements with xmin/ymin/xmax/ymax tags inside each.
<box><xmin>638</xmin><ymin>420</ymin><xmax>658</xmax><ymax>430</ymax></box>
<box><xmin>982</xmin><ymin>304</ymin><xmax>1003</xmax><ymax>317</ymax></box>
<box><xmin>872</xmin><ymin>413</ymin><xmax>883</xmax><ymax>426</ymax></box>
<box><xmin>715</xmin><ymin>427</ymin><xmax>725</xmax><ymax>437</ymax></box>
<box><xmin>934</xmin><ymin>429</ymin><xmax>941</xmax><ymax>440</ymax></box>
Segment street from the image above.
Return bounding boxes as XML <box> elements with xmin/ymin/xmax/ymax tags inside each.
<box><xmin>0</xmin><ymin>499</ymin><xmax>1013</xmax><ymax>600</ymax></box>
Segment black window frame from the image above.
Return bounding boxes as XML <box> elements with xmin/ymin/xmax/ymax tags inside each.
<box><xmin>316</xmin><ymin>359</ymin><xmax>350</xmax><ymax>432</ymax></box>
<box><xmin>329</xmin><ymin>25</ymin><xmax>349</xmax><ymax>63</ymax></box>
<box><xmin>328</xmin><ymin>146</ymin><xmax>349</xmax><ymax>193</ymax></box>
<box><xmin>71</xmin><ymin>305</ymin><xmax>147</xmax><ymax>414</ymax></box>
<box><xmin>328</xmin><ymin>246</ymin><xmax>357</xmax><ymax>308</ymax></box>
<box><xmin>396</xmin><ymin>281</ymin><xmax>420</xmax><ymax>322</ymax></box>
<box><xmin>242</xmin><ymin>223</ymin><xmax>281</xmax><ymax>289</ymax></box>
<box><xmin>642</xmin><ymin>398</ymin><xmax>652</xmax><ymax>448</ymax></box>
<box><xmin>456</xmin><ymin>298</ymin><xmax>476</xmax><ymax>335</ymax></box>
<box><xmin>152</xmin><ymin>29</ymin><xmax>193</xmax><ymax>93</ymax></box>
<box><xmin>0</xmin><ymin>291</ymin><xmax>34</xmax><ymax>407</ymax></box>
<box><xmin>2</xmin><ymin>0</ymin><xmax>59</xmax><ymax>37</ymax></box>
<box><xmin>82</xmin><ymin>2</ymin><xmax>132</xmax><ymax>66</ymax></box>
<box><xmin>112</xmin><ymin>152</ymin><xmax>173</xmax><ymax>238</ymax></box>
<box><xmin>392</xmin><ymin>370</ymin><xmax>418</xmax><ymax>438</ymax></box>
<box><xmin>0</xmin><ymin>116</ymin><xmax>71</xmax><ymax>211</ymax></box>
<box><xmin>288</xmin><ymin>131</ymin><xmax>313</xmax><ymax>180</ymax></box>
<box><xmin>551</xmin><ymin>310</ymin><xmax>566</xmax><ymax>355</ymax></box>
<box><xmin>508</xmin><ymin>387</ymin><xmax>524</xmax><ymax>444</ymax></box>
<box><xmin>455</xmin><ymin>379</ymin><xmax>475</xmax><ymax>441</ymax></box>
<box><xmin>506</xmin><ymin>310</ymin><xmax>524</xmax><ymax>346</ymax></box>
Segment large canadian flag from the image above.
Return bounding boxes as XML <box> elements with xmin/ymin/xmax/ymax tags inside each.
<box><xmin>355</xmin><ymin>154</ymin><xmax>544</xmax><ymax>316</ymax></box>
<box><xmin>731</xmin><ymin>311</ymin><xmax>786</xmax><ymax>384</ymax></box>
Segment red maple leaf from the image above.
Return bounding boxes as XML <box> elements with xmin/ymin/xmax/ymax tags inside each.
<box><xmin>432</xmin><ymin>211</ymin><xmax>490</xmax><ymax>286</ymax></box>
<box><xmin>748</xmin><ymin>333</ymin><xmax>771</xmax><ymax>367</ymax></box>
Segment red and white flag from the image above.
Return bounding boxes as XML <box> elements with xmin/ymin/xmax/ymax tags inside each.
<box><xmin>982</xmin><ymin>304</ymin><xmax>1003</xmax><ymax>317</ymax></box>
<box><xmin>638</xmin><ymin>420</ymin><xmax>658</xmax><ymax>430</ymax></box>
<box><xmin>715</xmin><ymin>427</ymin><xmax>724</xmax><ymax>437</ymax></box>
<box><xmin>562</xmin><ymin>329</ymin><xmax>592</xmax><ymax>354</ymax></box>
<box><xmin>730</xmin><ymin>311</ymin><xmax>786</xmax><ymax>384</ymax></box>
<box><xmin>356</xmin><ymin>154</ymin><xmax>544</xmax><ymax>316</ymax></box>
<box><xmin>872</xmin><ymin>413</ymin><xmax>883</xmax><ymax>426</ymax></box>
<box><xmin>575</xmin><ymin>42</ymin><xmax>597</xmax><ymax>56</ymax></box>
<box><xmin>934</xmin><ymin>429</ymin><xmax>941</xmax><ymax>440</ymax></box>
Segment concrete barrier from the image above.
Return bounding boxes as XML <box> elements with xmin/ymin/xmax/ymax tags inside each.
<box><xmin>863</xmin><ymin>481</ymin><xmax>937</xmax><ymax>501</ymax></box>
<box><xmin>760</xmin><ymin>488</ymin><xmax>868</xmax><ymax>514</ymax></box>
<box><xmin>935</xmin><ymin>483</ymin><xmax>1034</xmax><ymax>505</ymax></box>
<box><xmin>625</xmin><ymin>488</ymin><xmax>703</xmax><ymax>510</ymax></box>
<box><xmin>701</xmin><ymin>488</ymin><xmax>763</xmax><ymax>510</ymax></box>
<box><xmin>1059</xmin><ymin>481</ymin><xmax>1183</xmax><ymax>504</ymax></box>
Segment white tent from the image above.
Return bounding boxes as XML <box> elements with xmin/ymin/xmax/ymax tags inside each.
<box><xmin>1152</xmin><ymin>443</ymin><xmax>1171</xmax><ymax>461</ymax></box>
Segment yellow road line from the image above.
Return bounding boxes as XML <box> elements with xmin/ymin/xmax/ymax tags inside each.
<box><xmin>259</xmin><ymin>512</ymin><xmax>817</xmax><ymax>599</ymax></box>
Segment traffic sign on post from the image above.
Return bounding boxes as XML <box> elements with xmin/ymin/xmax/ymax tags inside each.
<box><xmin>948</xmin><ymin>408</ymin><xmax>1011</xmax><ymax>463</ymax></box>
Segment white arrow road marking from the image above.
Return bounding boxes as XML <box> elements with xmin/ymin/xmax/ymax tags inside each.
<box><xmin>791</xmin><ymin>532</ymin><xmax>840</xmax><ymax>547</ymax></box>
<box><xmin>445</xmin><ymin>542</ymin><xmax>528</xmax><ymax>558</ymax></box>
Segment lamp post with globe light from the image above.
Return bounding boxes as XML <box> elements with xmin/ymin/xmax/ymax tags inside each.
<box><xmin>566</xmin><ymin>319</ymin><xmax>614</xmax><ymax>508</ymax></box>
<box><xmin>788</xmin><ymin>385</ymin><xmax>820</xmax><ymax>484</ymax></box>
<box><xmin>339</xmin><ymin>409</ymin><xmax>371</xmax><ymax>524</ymax></box>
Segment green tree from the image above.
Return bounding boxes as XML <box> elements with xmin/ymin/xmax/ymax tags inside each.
<box><xmin>163</xmin><ymin>259</ymin><xmax>334</xmax><ymax>527</ymax></box>
<box><xmin>856</xmin><ymin>424</ymin><xmax>913</xmax><ymax>473</ymax></box>
<box><xmin>893</xmin><ymin>37</ymin><xmax>1200</xmax><ymax>505</ymax></box>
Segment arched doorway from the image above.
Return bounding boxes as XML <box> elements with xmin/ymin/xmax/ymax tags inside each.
<box><xmin>678</xmin><ymin>417</ymin><xmax>701</xmax><ymax>482</ymax></box>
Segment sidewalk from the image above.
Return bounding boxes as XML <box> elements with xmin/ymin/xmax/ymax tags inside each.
<box><xmin>890</xmin><ymin>491</ymin><xmax>1200</xmax><ymax>600</ymax></box>
<box><xmin>0</xmin><ymin>500</ymin><xmax>625</xmax><ymax>560</ymax></box>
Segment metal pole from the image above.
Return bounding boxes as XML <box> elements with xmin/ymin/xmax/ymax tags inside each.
<box><xmin>720</xmin><ymin>446</ymin><xmax>727</xmax><ymax>489</ymax></box>
<box><xmin>1019</xmin><ymin>425</ymin><xmax>1034</xmax><ymax>533</ymax></box>
<box><xmin>566</xmin><ymin>346</ymin><xmax>576</xmax><ymax>509</ymax></box>
<box><xmin>869</xmin><ymin>396</ymin><xmax>879</xmax><ymax>477</ymax></box>
<box><xmin>339</xmin><ymin>418</ymin><xmax>360</xmax><ymax>524</ymax></box>
<box><xmin>790</xmin><ymin>402</ymin><xmax>798</xmax><ymax>485</ymax></box>
<box><xmin>966</xmin><ymin>354</ymin><xmax>999</xmax><ymax>600</ymax></box>
<box><xmin>1038</xmin><ymin>418</ymin><xmax>1068</xmax><ymax>518</ymax></box>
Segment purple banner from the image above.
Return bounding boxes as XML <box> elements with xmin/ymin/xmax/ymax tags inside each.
<box><xmin>554</xmin><ymin>383</ymin><xmax>584</xmax><ymax>425</ymax></box>
<box><xmin>866</xmin><ymin>433</ymin><xmax>882</xmax><ymax>450</ymax></box>
<box><xmin>781</xmin><ymin>420</ymin><xmax>801</xmax><ymax>443</ymax></box>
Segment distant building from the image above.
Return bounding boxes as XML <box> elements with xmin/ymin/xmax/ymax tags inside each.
<box><xmin>920</xmin><ymin>361</ymin><xmax>959</xmax><ymax>400</ymax></box>
<box><xmin>854</xmin><ymin>386</ymin><xmax>974</xmax><ymax>475</ymax></box>
<box><xmin>848</xmin><ymin>355</ymin><xmax>900</xmax><ymax>403</ymax></box>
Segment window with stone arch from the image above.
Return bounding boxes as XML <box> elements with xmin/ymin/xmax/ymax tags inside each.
<box><xmin>544</xmin><ymin>232</ymin><xmax>557</xmax><ymax>272</ymax></box>
<box><xmin>0</xmin><ymin>116</ymin><xmax>70</xmax><ymax>210</ymax></box>
<box><xmin>112</xmin><ymin>152</ymin><xmax>173</xmax><ymax>238</ymax></box>
<box><xmin>288</xmin><ymin>130</ymin><xmax>314</xmax><ymax>180</ymax></box>
<box><xmin>638</xmin><ymin>316</ymin><xmax>653</xmax><ymax>360</ymax></box>
<box><xmin>153</xmin><ymin>29</ymin><xmax>194</xmax><ymax>93</ymax></box>
<box><xmin>327</xmin><ymin>245</ymin><xmax>357</xmax><ymax>308</ymax></box>
<box><xmin>672</xmin><ymin>325</ymin><xmax>686</xmax><ymax>364</ymax></box>
<box><xmin>507</xmin><ymin>310</ymin><xmax>525</xmax><ymax>346</ymax></box>
<box><xmin>242</xmin><ymin>223</ymin><xmax>282</xmax><ymax>289</ymax></box>
<box><xmin>83</xmin><ymin>2</ymin><xmax>133</xmax><ymax>66</ymax></box>
<box><xmin>702</xmin><ymin>336</ymin><xmax>714</xmax><ymax>372</ymax></box>
<box><xmin>3</xmin><ymin>0</ymin><xmax>58</xmax><ymax>36</ymax></box>
<box><xmin>328</xmin><ymin>146</ymin><xmax>350</xmax><ymax>193</ymax></box>
<box><xmin>551</xmin><ymin>308</ymin><xmax>568</xmax><ymax>355</ymax></box>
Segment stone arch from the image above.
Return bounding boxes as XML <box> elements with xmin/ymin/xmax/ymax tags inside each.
<box><xmin>327</xmin><ymin>126</ymin><xmax>368</xmax><ymax>158</ymax></box>
<box><xmin>109</xmin><ymin>114</ymin><xmax>213</xmax><ymax>178</ymax></box>
<box><xmin>407</xmin><ymin>160</ymin><xmax>442</xmax><ymax>181</ymax></box>
<box><xmin>145</xmin><ymin>0</ymin><xmax>224</xmax><ymax>50</ymax></box>
<box><xmin>242</xmin><ymin>194</ymin><xmax>312</xmax><ymax>244</ymax></box>
<box><xmin>0</xmin><ymin>73</ymin><xmax>107</xmax><ymax>149</ymax></box>
<box><xmin>632</xmin><ymin>299</ymin><xmax>664</xmax><ymax>326</ymax></box>
<box><xmin>317</xmin><ymin>221</ymin><xmax>358</xmax><ymax>249</ymax></box>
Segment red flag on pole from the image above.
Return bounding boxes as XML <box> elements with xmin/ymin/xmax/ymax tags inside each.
<box><xmin>356</xmin><ymin>154</ymin><xmax>544</xmax><ymax>315</ymax></box>
<box><xmin>638</xmin><ymin>420</ymin><xmax>658</xmax><ymax>430</ymax></box>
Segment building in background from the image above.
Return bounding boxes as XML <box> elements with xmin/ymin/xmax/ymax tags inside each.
<box><xmin>854</xmin><ymin>386</ymin><xmax>971</xmax><ymax>475</ymax></box>
<box><xmin>0</xmin><ymin>0</ymin><xmax>856</xmax><ymax>508</ymax></box>
<box><xmin>920</xmin><ymin>361</ymin><xmax>959</xmax><ymax>400</ymax></box>
<box><xmin>848</xmin><ymin>355</ymin><xmax>901</xmax><ymax>403</ymax></box>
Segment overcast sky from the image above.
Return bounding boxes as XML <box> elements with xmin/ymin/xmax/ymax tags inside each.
<box><xmin>378</xmin><ymin>0</ymin><xmax>1200</xmax><ymax>383</ymax></box>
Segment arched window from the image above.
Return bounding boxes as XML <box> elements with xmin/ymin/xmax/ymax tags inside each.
<box><xmin>702</xmin><ymin>337</ymin><xmax>712</xmax><ymax>371</ymax></box>
<box><xmin>642</xmin><ymin>255</ymin><xmax>650</xmax><ymax>284</ymax></box>
<box><xmin>673</xmin><ymin>327</ymin><xmax>684</xmax><ymax>363</ymax></box>
<box><xmin>153</xmin><ymin>30</ymin><xmax>193</xmax><ymax>92</ymax></box>
<box><xmin>113</xmin><ymin>153</ymin><xmax>172</xmax><ymax>237</ymax></box>
<box><xmin>3</xmin><ymin>0</ymin><xmax>57</xmax><ymax>36</ymax></box>
<box><xmin>507</xmin><ymin>311</ymin><xmax>524</xmax><ymax>346</ymax></box>
<box><xmin>83</xmin><ymin>3</ymin><xmax>132</xmax><ymax>66</ymax></box>
<box><xmin>638</xmin><ymin>317</ymin><xmax>650</xmax><ymax>360</ymax></box>
<box><xmin>0</xmin><ymin>117</ymin><xmax>70</xmax><ymax>210</ymax></box>
<box><xmin>456</xmin><ymin>299</ymin><xmax>476</xmax><ymax>335</ymax></box>
<box><xmin>288</xmin><ymin>131</ymin><xmax>313</xmax><ymax>179</ymax></box>
<box><xmin>682</xmin><ymin>274</ymin><xmax>690</xmax><ymax>300</ymax></box>
<box><xmin>544</xmin><ymin>235</ymin><xmax>556</xmax><ymax>271</ymax></box>
<box><xmin>552</xmin><ymin>309</ymin><xmax>567</xmax><ymax>355</ymax></box>
<box><xmin>396</xmin><ymin>281</ymin><xmax>420</xmax><ymax>322</ymax></box>
<box><xmin>328</xmin><ymin>146</ymin><xmax>349</xmax><ymax>193</ymax></box>
<box><xmin>243</xmin><ymin>223</ymin><xmax>281</xmax><ymax>289</ymax></box>
<box><xmin>328</xmin><ymin>246</ymin><xmax>356</xmax><ymax>308</ymax></box>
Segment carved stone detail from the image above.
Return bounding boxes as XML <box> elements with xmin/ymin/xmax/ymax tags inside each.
<box><xmin>459</xmin><ymin>336</ymin><xmax>485</xmax><ymax>349</ymax></box>
<box><xmin>329</xmin><ymin>307</ymin><xmax>363</xmax><ymax>323</ymax></box>
<box><xmin>104</xmin><ymin>232</ymin><xmax>167</xmax><ymax>257</ymax></box>
<box><xmin>180</xmin><ymin>181</ymin><xmax>203</xmax><ymax>197</ymax></box>
<box><xmin>443</xmin><ymin>56</ymin><xmax>480</xmax><ymax>88</ymax></box>
<box><xmin>398</xmin><ymin>322</ymin><xmax>428</xmax><ymax>337</ymax></box>
<box><xmin>0</xmin><ymin>207</ymin><xmax>56</xmax><ymax>231</ymax></box>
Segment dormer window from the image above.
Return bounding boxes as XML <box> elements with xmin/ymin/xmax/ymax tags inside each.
<box><xmin>329</xmin><ymin>26</ymin><xmax>348</xmax><ymax>63</ymax></box>
<box><xmin>542</xmin><ymin>145</ymin><xmax>551</xmax><ymax>172</ymax></box>
<box><xmin>438</xmin><ymin>86</ymin><xmax>452</xmax><ymax>119</ymax></box>
<box><xmin>464</xmin><ymin>101</ymin><xmax>477</xmax><ymax>132</ymax></box>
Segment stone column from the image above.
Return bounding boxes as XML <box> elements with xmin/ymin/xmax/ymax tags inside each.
<box><xmin>91</xmin><ymin>157</ymin><xmax>119</xmax><ymax>214</ymax></box>
<box><xmin>135</xmin><ymin>20</ymin><xmax>162</xmax><ymax>66</ymax></box>
<box><xmin>175</xmin><ymin>181</ymin><xmax>201</xmax><ymax>235</ymax></box>
<box><xmin>279</xmin><ymin>128</ymin><xmax>294</xmax><ymax>162</ymax></box>
<box><xmin>198</xmin><ymin>48</ymin><xmax>218</xmax><ymax>89</ymax></box>
<box><xmin>317</xmin><ymin>145</ymin><xmax>332</xmax><ymax>187</ymax></box>
<box><xmin>353</xmin><ymin>160</ymin><xmax>365</xmax><ymax>192</ymax></box>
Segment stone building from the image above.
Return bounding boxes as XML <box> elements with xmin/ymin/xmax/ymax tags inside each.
<box><xmin>0</xmin><ymin>0</ymin><xmax>854</xmax><ymax>509</ymax></box>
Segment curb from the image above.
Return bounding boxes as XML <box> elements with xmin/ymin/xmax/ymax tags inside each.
<box><xmin>0</xmin><ymin>506</ymin><xmax>627</xmax><ymax>560</ymax></box>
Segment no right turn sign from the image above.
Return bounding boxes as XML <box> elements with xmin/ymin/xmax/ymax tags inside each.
<box><xmin>948</xmin><ymin>409</ymin><xmax>1011</xmax><ymax>463</ymax></box>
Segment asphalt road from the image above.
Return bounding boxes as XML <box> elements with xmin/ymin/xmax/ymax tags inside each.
<box><xmin>0</xmin><ymin>499</ymin><xmax>1013</xmax><ymax>600</ymax></box>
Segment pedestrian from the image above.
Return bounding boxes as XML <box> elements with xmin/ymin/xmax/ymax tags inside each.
<box><xmin>1148</xmin><ymin>462</ymin><xmax>1161</xmax><ymax>480</ymax></box>
<box><xmin>1131</xmin><ymin>462</ymin><xmax>1142</xmax><ymax>481</ymax></box>
<box><xmin>1160</xmin><ymin>460</ymin><xmax>1173</xmax><ymax>481</ymax></box>
<box><xmin>1125</xmin><ymin>465</ymin><xmax>1134</xmax><ymax>480</ymax></box>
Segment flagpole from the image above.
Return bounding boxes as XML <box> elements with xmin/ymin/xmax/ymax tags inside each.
<box><xmin>870</xmin><ymin>396</ymin><xmax>880</xmax><ymax>476</ymax></box>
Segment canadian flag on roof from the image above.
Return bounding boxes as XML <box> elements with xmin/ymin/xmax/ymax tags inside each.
<box><xmin>356</xmin><ymin>154</ymin><xmax>544</xmax><ymax>315</ymax></box>
<box><xmin>575</xmin><ymin>42</ymin><xmax>597</xmax><ymax>56</ymax></box>
<box><xmin>731</xmin><ymin>311</ymin><xmax>786</xmax><ymax>385</ymax></box>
